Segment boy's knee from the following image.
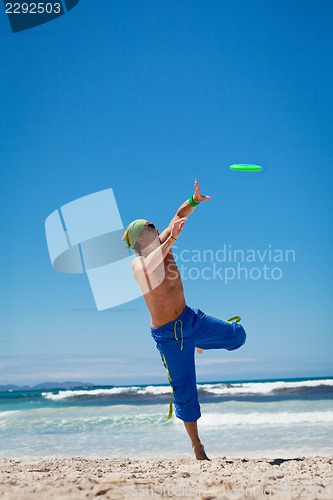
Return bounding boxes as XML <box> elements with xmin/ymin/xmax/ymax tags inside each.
<box><xmin>227</xmin><ymin>323</ymin><xmax>246</xmax><ymax>351</ymax></box>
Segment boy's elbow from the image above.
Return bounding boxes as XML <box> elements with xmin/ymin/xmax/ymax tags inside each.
<box><xmin>131</xmin><ymin>257</ymin><xmax>145</xmax><ymax>274</ymax></box>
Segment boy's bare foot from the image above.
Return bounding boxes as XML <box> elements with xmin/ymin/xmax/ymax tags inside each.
<box><xmin>192</xmin><ymin>442</ymin><xmax>211</xmax><ymax>461</ymax></box>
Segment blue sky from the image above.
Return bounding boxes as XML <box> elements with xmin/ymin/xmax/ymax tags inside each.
<box><xmin>1</xmin><ymin>0</ymin><xmax>332</xmax><ymax>386</ymax></box>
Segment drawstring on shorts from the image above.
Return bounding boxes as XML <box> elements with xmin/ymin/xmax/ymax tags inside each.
<box><xmin>161</xmin><ymin>353</ymin><xmax>173</xmax><ymax>419</ymax></box>
<box><xmin>173</xmin><ymin>319</ymin><xmax>184</xmax><ymax>350</ymax></box>
<box><xmin>226</xmin><ymin>316</ymin><xmax>241</xmax><ymax>324</ymax></box>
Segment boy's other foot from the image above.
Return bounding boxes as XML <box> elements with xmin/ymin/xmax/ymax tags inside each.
<box><xmin>192</xmin><ymin>442</ymin><xmax>211</xmax><ymax>461</ymax></box>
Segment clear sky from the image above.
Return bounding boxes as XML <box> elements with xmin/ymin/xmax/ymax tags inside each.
<box><xmin>1</xmin><ymin>0</ymin><xmax>332</xmax><ymax>386</ymax></box>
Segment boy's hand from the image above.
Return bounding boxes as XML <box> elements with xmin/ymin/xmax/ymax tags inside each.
<box><xmin>193</xmin><ymin>179</ymin><xmax>212</xmax><ymax>204</ymax></box>
<box><xmin>171</xmin><ymin>217</ymin><xmax>187</xmax><ymax>240</ymax></box>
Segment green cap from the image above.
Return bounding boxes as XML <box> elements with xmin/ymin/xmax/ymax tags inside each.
<box><xmin>122</xmin><ymin>219</ymin><xmax>149</xmax><ymax>249</ymax></box>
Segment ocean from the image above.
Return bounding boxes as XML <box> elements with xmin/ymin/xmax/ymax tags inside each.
<box><xmin>1</xmin><ymin>377</ymin><xmax>332</xmax><ymax>459</ymax></box>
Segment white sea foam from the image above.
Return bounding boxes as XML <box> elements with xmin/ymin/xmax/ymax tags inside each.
<box><xmin>74</xmin><ymin>410</ymin><xmax>333</xmax><ymax>427</ymax></box>
<box><xmin>0</xmin><ymin>410</ymin><xmax>20</xmax><ymax>428</ymax></box>
<box><xmin>0</xmin><ymin>410</ymin><xmax>20</xmax><ymax>417</ymax></box>
<box><xmin>193</xmin><ymin>411</ymin><xmax>333</xmax><ymax>427</ymax></box>
<box><xmin>200</xmin><ymin>379</ymin><xmax>333</xmax><ymax>395</ymax></box>
<box><xmin>6</xmin><ymin>410</ymin><xmax>332</xmax><ymax>430</ymax></box>
<box><xmin>40</xmin><ymin>379</ymin><xmax>333</xmax><ymax>400</ymax></box>
<box><xmin>137</xmin><ymin>385</ymin><xmax>171</xmax><ymax>395</ymax></box>
<box><xmin>42</xmin><ymin>386</ymin><xmax>142</xmax><ymax>400</ymax></box>
<box><xmin>42</xmin><ymin>385</ymin><xmax>171</xmax><ymax>400</ymax></box>
<box><xmin>2</xmin><ymin>405</ymin><xmax>333</xmax><ymax>458</ymax></box>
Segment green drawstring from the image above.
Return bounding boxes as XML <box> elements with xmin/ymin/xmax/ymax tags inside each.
<box><xmin>162</xmin><ymin>353</ymin><xmax>173</xmax><ymax>419</ymax></box>
<box><xmin>173</xmin><ymin>319</ymin><xmax>184</xmax><ymax>350</ymax></box>
<box><xmin>167</xmin><ymin>393</ymin><xmax>173</xmax><ymax>419</ymax></box>
<box><xmin>226</xmin><ymin>315</ymin><xmax>241</xmax><ymax>324</ymax></box>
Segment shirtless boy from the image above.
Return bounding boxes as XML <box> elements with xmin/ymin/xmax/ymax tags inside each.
<box><xmin>122</xmin><ymin>180</ymin><xmax>246</xmax><ymax>460</ymax></box>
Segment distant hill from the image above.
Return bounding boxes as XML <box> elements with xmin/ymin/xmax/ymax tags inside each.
<box><xmin>0</xmin><ymin>381</ymin><xmax>96</xmax><ymax>392</ymax></box>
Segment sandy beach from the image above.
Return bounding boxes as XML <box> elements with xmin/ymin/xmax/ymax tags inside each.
<box><xmin>0</xmin><ymin>456</ymin><xmax>332</xmax><ymax>499</ymax></box>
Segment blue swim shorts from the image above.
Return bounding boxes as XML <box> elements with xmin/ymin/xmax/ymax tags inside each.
<box><xmin>151</xmin><ymin>305</ymin><xmax>246</xmax><ymax>422</ymax></box>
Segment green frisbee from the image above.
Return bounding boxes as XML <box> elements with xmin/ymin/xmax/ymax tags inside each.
<box><xmin>229</xmin><ymin>164</ymin><xmax>264</xmax><ymax>172</ymax></box>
